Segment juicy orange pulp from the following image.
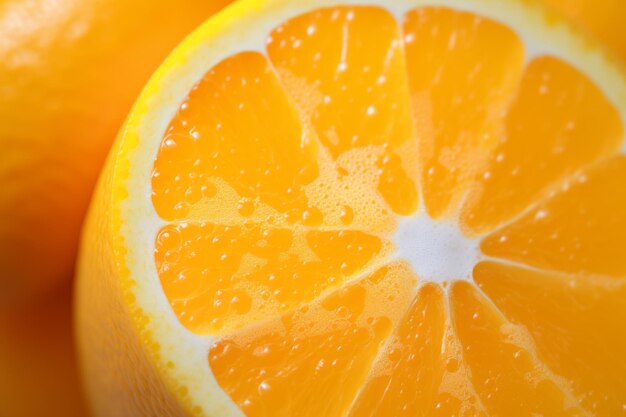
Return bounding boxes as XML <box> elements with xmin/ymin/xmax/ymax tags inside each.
<box><xmin>152</xmin><ymin>5</ymin><xmax>625</xmax><ymax>417</ymax></box>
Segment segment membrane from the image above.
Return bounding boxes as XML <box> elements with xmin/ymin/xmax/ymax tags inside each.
<box><xmin>450</xmin><ymin>281</ymin><xmax>585</xmax><ymax>416</ymax></box>
<box><xmin>482</xmin><ymin>155</ymin><xmax>626</xmax><ymax>277</ymax></box>
<box><xmin>403</xmin><ymin>7</ymin><xmax>525</xmax><ymax>218</ymax></box>
<box><xmin>152</xmin><ymin>51</ymin><xmax>320</xmax><ymax>223</ymax></box>
<box><xmin>461</xmin><ymin>56</ymin><xmax>624</xmax><ymax>234</ymax></box>
<box><xmin>349</xmin><ymin>283</ymin><xmax>486</xmax><ymax>417</ymax></box>
<box><xmin>267</xmin><ymin>6</ymin><xmax>419</xmax><ymax>215</ymax></box>
<box><xmin>155</xmin><ymin>222</ymin><xmax>388</xmax><ymax>335</ymax></box>
<box><xmin>209</xmin><ymin>263</ymin><xmax>417</xmax><ymax>417</ymax></box>
<box><xmin>475</xmin><ymin>261</ymin><xmax>626</xmax><ymax>416</ymax></box>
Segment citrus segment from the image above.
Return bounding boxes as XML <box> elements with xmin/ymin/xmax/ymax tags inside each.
<box><xmin>267</xmin><ymin>6</ymin><xmax>419</xmax><ymax>215</ymax></box>
<box><xmin>155</xmin><ymin>222</ymin><xmax>388</xmax><ymax>335</ymax></box>
<box><xmin>482</xmin><ymin>155</ymin><xmax>626</xmax><ymax>276</ymax></box>
<box><xmin>403</xmin><ymin>7</ymin><xmax>525</xmax><ymax>218</ymax></box>
<box><xmin>152</xmin><ymin>51</ymin><xmax>319</xmax><ymax>222</ymax></box>
<box><xmin>208</xmin><ymin>263</ymin><xmax>416</xmax><ymax>417</ymax></box>
<box><xmin>449</xmin><ymin>281</ymin><xmax>585</xmax><ymax>416</ymax></box>
<box><xmin>475</xmin><ymin>261</ymin><xmax>626</xmax><ymax>415</ymax></box>
<box><xmin>462</xmin><ymin>56</ymin><xmax>624</xmax><ymax>233</ymax></box>
<box><xmin>349</xmin><ymin>283</ymin><xmax>486</xmax><ymax>417</ymax></box>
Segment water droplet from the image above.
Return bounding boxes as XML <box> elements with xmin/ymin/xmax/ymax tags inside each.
<box><xmin>258</xmin><ymin>381</ymin><xmax>271</xmax><ymax>394</ymax></box>
<box><xmin>201</xmin><ymin>183</ymin><xmax>217</xmax><ymax>198</ymax></box>
<box><xmin>238</xmin><ymin>199</ymin><xmax>255</xmax><ymax>217</ymax></box>
<box><xmin>184</xmin><ymin>186</ymin><xmax>201</xmax><ymax>204</ymax></box>
<box><xmin>230</xmin><ymin>294</ymin><xmax>251</xmax><ymax>314</ymax></box>
<box><xmin>340</xmin><ymin>205</ymin><xmax>354</xmax><ymax>225</ymax></box>
<box><xmin>301</xmin><ymin>207</ymin><xmax>323</xmax><ymax>226</ymax></box>
<box><xmin>535</xmin><ymin>210</ymin><xmax>548</xmax><ymax>220</ymax></box>
<box><xmin>446</xmin><ymin>357</ymin><xmax>460</xmax><ymax>372</ymax></box>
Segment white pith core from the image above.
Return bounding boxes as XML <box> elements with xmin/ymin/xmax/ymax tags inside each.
<box><xmin>393</xmin><ymin>214</ymin><xmax>480</xmax><ymax>283</ymax></box>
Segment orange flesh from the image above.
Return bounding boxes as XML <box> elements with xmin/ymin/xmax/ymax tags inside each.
<box><xmin>152</xmin><ymin>51</ymin><xmax>320</xmax><ymax>222</ymax></box>
<box><xmin>403</xmin><ymin>8</ymin><xmax>525</xmax><ymax>218</ymax></box>
<box><xmin>481</xmin><ymin>155</ymin><xmax>626</xmax><ymax>277</ymax></box>
<box><xmin>155</xmin><ymin>222</ymin><xmax>387</xmax><ymax>334</ymax></box>
<box><xmin>151</xmin><ymin>5</ymin><xmax>626</xmax><ymax>416</ymax></box>
<box><xmin>475</xmin><ymin>262</ymin><xmax>626</xmax><ymax>415</ymax></box>
<box><xmin>267</xmin><ymin>7</ymin><xmax>419</xmax><ymax>216</ymax></box>
<box><xmin>349</xmin><ymin>284</ymin><xmax>487</xmax><ymax>417</ymax></box>
<box><xmin>461</xmin><ymin>56</ymin><xmax>623</xmax><ymax>233</ymax></box>
<box><xmin>449</xmin><ymin>281</ymin><xmax>585</xmax><ymax>416</ymax></box>
<box><xmin>209</xmin><ymin>264</ymin><xmax>416</xmax><ymax>417</ymax></box>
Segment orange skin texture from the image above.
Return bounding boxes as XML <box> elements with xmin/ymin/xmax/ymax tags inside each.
<box><xmin>544</xmin><ymin>0</ymin><xmax>626</xmax><ymax>61</ymax></box>
<box><xmin>0</xmin><ymin>0</ymin><xmax>232</xmax><ymax>305</ymax></box>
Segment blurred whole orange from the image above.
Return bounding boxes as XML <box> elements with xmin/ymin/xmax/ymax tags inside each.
<box><xmin>0</xmin><ymin>0</ymin><xmax>231</xmax><ymax>304</ymax></box>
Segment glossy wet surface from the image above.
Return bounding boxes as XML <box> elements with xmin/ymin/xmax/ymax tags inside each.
<box><xmin>152</xmin><ymin>5</ymin><xmax>626</xmax><ymax>416</ymax></box>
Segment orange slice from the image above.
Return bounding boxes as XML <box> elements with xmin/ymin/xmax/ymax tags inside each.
<box><xmin>76</xmin><ymin>0</ymin><xmax>626</xmax><ymax>416</ymax></box>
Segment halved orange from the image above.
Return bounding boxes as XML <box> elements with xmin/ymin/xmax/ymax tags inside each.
<box><xmin>76</xmin><ymin>0</ymin><xmax>626</xmax><ymax>416</ymax></box>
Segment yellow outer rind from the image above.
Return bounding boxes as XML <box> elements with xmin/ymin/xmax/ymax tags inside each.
<box><xmin>76</xmin><ymin>125</ymin><xmax>187</xmax><ymax>417</ymax></box>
